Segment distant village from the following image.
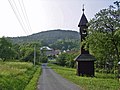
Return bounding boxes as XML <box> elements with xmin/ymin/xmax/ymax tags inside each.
<box><xmin>40</xmin><ymin>46</ymin><xmax>77</xmax><ymax>58</ymax></box>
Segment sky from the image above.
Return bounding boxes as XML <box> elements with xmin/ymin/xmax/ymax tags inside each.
<box><xmin>0</xmin><ymin>0</ymin><xmax>115</xmax><ymax>37</ymax></box>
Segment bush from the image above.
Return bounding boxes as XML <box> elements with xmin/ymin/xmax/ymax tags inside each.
<box><xmin>40</xmin><ymin>55</ymin><xmax>48</xmax><ymax>63</ymax></box>
<box><xmin>56</xmin><ymin>51</ymin><xmax>78</xmax><ymax>68</ymax></box>
<box><xmin>56</xmin><ymin>53</ymin><xmax>67</xmax><ymax>66</ymax></box>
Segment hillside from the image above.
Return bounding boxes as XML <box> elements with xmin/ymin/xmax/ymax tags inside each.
<box><xmin>10</xmin><ymin>29</ymin><xmax>80</xmax><ymax>44</ymax></box>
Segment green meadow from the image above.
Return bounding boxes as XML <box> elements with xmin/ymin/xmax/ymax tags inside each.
<box><xmin>49</xmin><ymin>64</ymin><xmax>120</xmax><ymax>90</ymax></box>
<box><xmin>0</xmin><ymin>61</ymin><xmax>41</xmax><ymax>90</ymax></box>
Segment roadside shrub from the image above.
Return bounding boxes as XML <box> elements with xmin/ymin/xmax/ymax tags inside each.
<box><xmin>56</xmin><ymin>51</ymin><xmax>78</xmax><ymax>68</ymax></box>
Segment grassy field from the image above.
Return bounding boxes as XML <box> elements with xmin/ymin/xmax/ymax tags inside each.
<box><xmin>49</xmin><ymin>64</ymin><xmax>120</xmax><ymax>90</ymax></box>
<box><xmin>0</xmin><ymin>61</ymin><xmax>41</xmax><ymax>90</ymax></box>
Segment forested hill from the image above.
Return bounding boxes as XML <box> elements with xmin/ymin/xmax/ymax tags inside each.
<box><xmin>10</xmin><ymin>29</ymin><xmax>80</xmax><ymax>44</ymax></box>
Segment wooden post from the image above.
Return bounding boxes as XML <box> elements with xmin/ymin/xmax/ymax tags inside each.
<box><xmin>118</xmin><ymin>61</ymin><xmax>120</xmax><ymax>81</ymax></box>
<box><xmin>34</xmin><ymin>45</ymin><xmax>36</xmax><ymax>66</ymax></box>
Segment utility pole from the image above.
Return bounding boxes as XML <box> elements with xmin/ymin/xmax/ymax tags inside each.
<box><xmin>34</xmin><ymin>45</ymin><xmax>36</xmax><ymax>66</ymax></box>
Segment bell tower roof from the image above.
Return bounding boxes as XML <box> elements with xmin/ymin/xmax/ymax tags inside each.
<box><xmin>78</xmin><ymin>5</ymin><xmax>88</xmax><ymax>27</ymax></box>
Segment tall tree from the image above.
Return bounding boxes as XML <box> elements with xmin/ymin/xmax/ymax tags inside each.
<box><xmin>19</xmin><ymin>42</ymin><xmax>41</xmax><ymax>62</ymax></box>
<box><xmin>83</xmin><ymin>1</ymin><xmax>120</xmax><ymax>70</ymax></box>
<box><xmin>0</xmin><ymin>37</ymin><xmax>16</xmax><ymax>61</ymax></box>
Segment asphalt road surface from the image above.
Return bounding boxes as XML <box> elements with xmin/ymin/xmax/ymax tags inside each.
<box><xmin>37</xmin><ymin>63</ymin><xmax>81</xmax><ymax>90</ymax></box>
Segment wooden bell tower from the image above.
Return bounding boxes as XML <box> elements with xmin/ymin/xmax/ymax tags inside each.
<box><xmin>75</xmin><ymin>5</ymin><xmax>96</xmax><ymax>77</ymax></box>
<box><xmin>79</xmin><ymin>6</ymin><xmax>89</xmax><ymax>55</ymax></box>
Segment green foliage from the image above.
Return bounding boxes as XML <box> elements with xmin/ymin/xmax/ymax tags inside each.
<box><xmin>0</xmin><ymin>62</ymin><xmax>41</xmax><ymax>89</ymax></box>
<box><xmin>49</xmin><ymin>39</ymin><xmax>80</xmax><ymax>51</ymax></box>
<box><xmin>56</xmin><ymin>53</ymin><xmax>67</xmax><ymax>66</ymax></box>
<box><xmin>10</xmin><ymin>30</ymin><xmax>80</xmax><ymax>52</ymax></box>
<box><xmin>39</xmin><ymin>49</ymin><xmax>48</xmax><ymax>63</ymax></box>
<box><xmin>12</xmin><ymin>44</ymin><xmax>21</xmax><ymax>59</ymax></box>
<box><xmin>65</xmin><ymin>52</ymin><xmax>78</xmax><ymax>68</ymax></box>
<box><xmin>19</xmin><ymin>42</ymin><xmax>41</xmax><ymax>62</ymax></box>
<box><xmin>0</xmin><ymin>40</ymin><xmax>42</xmax><ymax>63</ymax></box>
<box><xmin>10</xmin><ymin>30</ymin><xmax>80</xmax><ymax>47</ymax></box>
<box><xmin>39</xmin><ymin>55</ymin><xmax>48</xmax><ymax>63</ymax></box>
<box><xmin>21</xmin><ymin>47</ymin><xmax>34</xmax><ymax>61</ymax></box>
<box><xmin>25</xmin><ymin>67</ymin><xmax>41</xmax><ymax>90</ymax></box>
<box><xmin>10</xmin><ymin>30</ymin><xmax>80</xmax><ymax>50</ymax></box>
<box><xmin>0</xmin><ymin>37</ymin><xmax>17</xmax><ymax>61</ymax></box>
<box><xmin>83</xmin><ymin>1</ymin><xmax>120</xmax><ymax>73</ymax></box>
<box><xmin>56</xmin><ymin>51</ymin><xmax>79</xmax><ymax>68</ymax></box>
<box><xmin>49</xmin><ymin>64</ymin><xmax>120</xmax><ymax>90</ymax></box>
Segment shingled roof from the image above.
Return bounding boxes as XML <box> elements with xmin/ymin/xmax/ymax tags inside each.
<box><xmin>75</xmin><ymin>54</ymin><xmax>96</xmax><ymax>61</ymax></box>
<box><xmin>78</xmin><ymin>13</ymin><xmax>88</xmax><ymax>27</ymax></box>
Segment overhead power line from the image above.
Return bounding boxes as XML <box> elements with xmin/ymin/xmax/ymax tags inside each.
<box><xmin>21</xmin><ymin>0</ymin><xmax>32</xmax><ymax>33</ymax></box>
<box><xmin>8</xmin><ymin>0</ymin><xmax>32</xmax><ymax>36</ymax></box>
<box><xmin>8</xmin><ymin>0</ymin><xmax>28</xmax><ymax>35</ymax></box>
<box><xmin>18</xmin><ymin>0</ymin><xmax>32</xmax><ymax>33</ymax></box>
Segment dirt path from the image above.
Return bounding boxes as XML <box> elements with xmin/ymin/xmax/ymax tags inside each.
<box><xmin>37</xmin><ymin>63</ymin><xmax>81</xmax><ymax>90</ymax></box>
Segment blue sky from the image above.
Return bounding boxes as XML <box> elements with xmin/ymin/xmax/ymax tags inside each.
<box><xmin>0</xmin><ymin>0</ymin><xmax>115</xmax><ymax>37</ymax></box>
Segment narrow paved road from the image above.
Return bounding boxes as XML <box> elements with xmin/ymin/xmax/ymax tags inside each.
<box><xmin>37</xmin><ymin>63</ymin><xmax>81</xmax><ymax>90</ymax></box>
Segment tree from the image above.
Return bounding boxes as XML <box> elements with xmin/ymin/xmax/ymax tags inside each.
<box><xmin>56</xmin><ymin>51</ymin><xmax>79</xmax><ymax>68</ymax></box>
<box><xmin>83</xmin><ymin>1</ymin><xmax>120</xmax><ymax>72</ymax></box>
<box><xmin>12</xmin><ymin>44</ymin><xmax>21</xmax><ymax>59</ymax></box>
<box><xmin>19</xmin><ymin>42</ymin><xmax>41</xmax><ymax>62</ymax></box>
<box><xmin>0</xmin><ymin>37</ymin><xmax>16</xmax><ymax>61</ymax></box>
<box><xmin>49</xmin><ymin>39</ymin><xmax>80</xmax><ymax>51</ymax></box>
<box><xmin>65</xmin><ymin>52</ymin><xmax>78</xmax><ymax>68</ymax></box>
<box><xmin>39</xmin><ymin>48</ymin><xmax>48</xmax><ymax>63</ymax></box>
<box><xmin>56</xmin><ymin>53</ymin><xmax>67</xmax><ymax>66</ymax></box>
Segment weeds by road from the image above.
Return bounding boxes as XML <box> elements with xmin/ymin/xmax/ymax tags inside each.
<box><xmin>0</xmin><ymin>61</ymin><xmax>41</xmax><ymax>90</ymax></box>
<box><xmin>49</xmin><ymin>64</ymin><xmax>120</xmax><ymax>90</ymax></box>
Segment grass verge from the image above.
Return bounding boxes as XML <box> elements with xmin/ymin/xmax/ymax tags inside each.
<box><xmin>49</xmin><ymin>64</ymin><xmax>120</xmax><ymax>90</ymax></box>
<box><xmin>0</xmin><ymin>61</ymin><xmax>41</xmax><ymax>90</ymax></box>
<box><xmin>25</xmin><ymin>66</ymin><xmax>41</xmax><ymax>90</ymax></box>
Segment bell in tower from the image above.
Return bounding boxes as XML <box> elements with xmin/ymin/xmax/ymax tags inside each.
<box><xmin>75</xmin><ymin>5</ymin><xmax>96</xmax><ymax>77</ymax></box>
